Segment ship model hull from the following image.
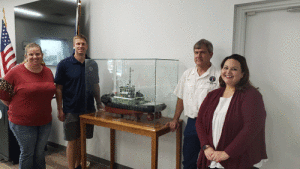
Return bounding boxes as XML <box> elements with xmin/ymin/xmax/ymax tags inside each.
<box><xmin>101</xmin><ymin>94</ymin><xmax>166</xmax><ymax>121</ymax></box>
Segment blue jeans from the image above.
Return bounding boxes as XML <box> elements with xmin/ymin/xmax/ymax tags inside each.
<box><xmin>183</xmin><ymin>118</ymin><xmax>201</xmax><ymax>169</ymax></box>
<box><xmin>9</xmin><ymin>121</ymin><xmax>52</xmax><ymax>169</ymax></box>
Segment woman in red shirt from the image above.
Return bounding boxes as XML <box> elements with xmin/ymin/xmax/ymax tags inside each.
<box><xmin>0</xmin><ymin>43</ymin><xmax>56</xmax><ymax>169</ymax></box>
<box><xmin>196</xmin><ymin>54</ymin><xmax>267</xmax><ymax>169</ymax></box>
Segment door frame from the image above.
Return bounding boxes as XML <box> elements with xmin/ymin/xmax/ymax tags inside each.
<box><xmin>232</xmin><ymin>0</ymin><xmax>300</xmax><ymax>55</ymax></box>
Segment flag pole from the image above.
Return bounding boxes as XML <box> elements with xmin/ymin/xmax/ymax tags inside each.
<box><xmin>2</xmin><ymin>8</ymin><xmax>7</xmax><ymax>28</ymax></box>
<box><xmin>77</xmin><ymin>0</ymin><xmax>82</xmax><ymax>35</ymax></box>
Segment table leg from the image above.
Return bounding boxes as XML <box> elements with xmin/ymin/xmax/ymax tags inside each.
<box><xmin>176</xmin><ymin>121</ymin><xmax>182</xmax><ymax>169</ymax></box>
<box><xmin>110</xmin><ymin>129</ymin><xmax>115</xmax><ymax>169</ymax></box>
<box><xmin>151</xmin><ymin>134</ymin><xmax>158</xmax><ymax>169</ymax></box>
<box><xmin>81</xmin><ymin>121</ymin><xmax>87</xmax><ymax>169</ymax></box>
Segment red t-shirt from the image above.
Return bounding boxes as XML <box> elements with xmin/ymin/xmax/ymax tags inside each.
<box><xmin>1</xmin><ymin>64</ymin><xmax>56</xmax><ymax>126</ymax></box>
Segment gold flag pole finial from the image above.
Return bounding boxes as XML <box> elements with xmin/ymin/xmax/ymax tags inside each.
<box><xmin>3</xmin><ymin>8</ymin><xmax>7</xmax><ymax>28</ymax></box>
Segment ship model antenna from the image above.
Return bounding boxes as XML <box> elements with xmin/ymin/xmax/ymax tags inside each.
<box><xmin>129</xmin><ymin>67</ymin><xmax>132</xmax><ymax>86</ymax></box>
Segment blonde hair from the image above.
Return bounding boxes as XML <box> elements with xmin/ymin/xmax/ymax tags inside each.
<box><xmin>73</xmin><ymin>34</ymin><xmax>87</xmax><ymax>44</ymax></box>
<box><xmin>22</xmin><ymin>43</ymin><xmax>45</xmax><ymax>66</ymax></box>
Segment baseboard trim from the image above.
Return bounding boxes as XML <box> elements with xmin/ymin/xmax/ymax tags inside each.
<box><xmin>47</xmin><ymin>141</ymin><xmax>132</xmax><ymax>169</ymax></box>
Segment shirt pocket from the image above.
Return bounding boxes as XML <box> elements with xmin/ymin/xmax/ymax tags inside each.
<box><xmin>201</xmin><ymin>83</ymin><xmax>217</xmax><ymax>92</ymax></box>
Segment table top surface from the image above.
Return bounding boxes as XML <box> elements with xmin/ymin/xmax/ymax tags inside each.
<box><xmin>80</xmin><ymin>111</ymin><xmax>181</xmax><ymax>132</ymax></box>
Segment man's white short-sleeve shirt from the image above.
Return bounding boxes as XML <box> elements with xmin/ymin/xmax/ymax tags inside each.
<box><xmin>174</xmin><ymin>65</ymin><xmax>221</xmax><ymax>118</ymax></box>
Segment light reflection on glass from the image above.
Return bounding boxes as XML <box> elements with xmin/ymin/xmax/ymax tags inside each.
<box><xmin>39</xmin><ymin>39</ymin><xmax>67</xmax><ymax>65</ymax></box>
<box><xmin>14</xmin><ymin>8</ymin><xmax>43</xmax><ymax>17</ymax></box>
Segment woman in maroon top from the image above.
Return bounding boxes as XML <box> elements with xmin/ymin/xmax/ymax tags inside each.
<box><xmin>0</xmin><ymin>43</ymin><xmax>56</xmax><ymax>169</ymax></box>
<box><xmin>196</xmin><ymin>54</ymin><xmax>267</xmax><ymax>169</ymax></box>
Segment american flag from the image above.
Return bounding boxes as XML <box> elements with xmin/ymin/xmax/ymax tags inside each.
<box><xmin>1</xmin><ymin>19</ymin><xmax>16</xmax><ymax>77</ymax></box>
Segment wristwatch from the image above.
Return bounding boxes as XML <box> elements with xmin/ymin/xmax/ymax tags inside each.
<box><xmin>202</xmin><ymin>145</ymin><xmax>210</xmax><ymax>151</ymax></box>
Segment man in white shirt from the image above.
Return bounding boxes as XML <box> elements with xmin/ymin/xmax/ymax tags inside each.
<box><xmin>167</xmin><ymin>39</ymin><xmax>220</xmax><ymax>169</ymax></box>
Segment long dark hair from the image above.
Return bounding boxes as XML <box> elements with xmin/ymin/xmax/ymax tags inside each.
<box><xmin>219</xmin><ymin>54</ymin><xmax>255</xmax><ymax>91</ymax></box>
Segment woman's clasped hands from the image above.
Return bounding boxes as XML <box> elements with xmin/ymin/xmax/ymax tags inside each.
<box><xmin>204</xmin><ymin>147</ymin><xmax>230</xmax><ymax>163</ymax></box>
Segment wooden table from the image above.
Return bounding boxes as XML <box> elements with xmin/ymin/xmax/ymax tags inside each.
<box><xmin>80</xmin><ymin>111</ymin><xmax>182</xmax><ymax>169</ymax></box>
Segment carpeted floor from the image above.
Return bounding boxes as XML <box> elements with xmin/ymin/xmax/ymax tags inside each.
<box><xmin>0</xmin><ymin>145</ymin><xmax>109</xmax><ymax>169</ymax></box>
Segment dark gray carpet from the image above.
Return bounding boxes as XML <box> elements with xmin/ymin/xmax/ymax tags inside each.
<box><xmin>0</xmin><ymin>145</ymin><xmax>109</xmax><ymax>169</ymax></box>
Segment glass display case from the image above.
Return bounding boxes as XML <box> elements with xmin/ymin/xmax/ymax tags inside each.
<box><xmin>85</xmin><ymin>58</ymin><xmax>178</xmax><ymax>125</ymax></box>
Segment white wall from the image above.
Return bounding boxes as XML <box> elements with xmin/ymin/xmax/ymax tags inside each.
<box><xmin>80</xmin><ymin>0</ymin><xmax>265</xmax><ymax>168</ymax></box>
<box><xmin>1</xmin><ymin>0</ymin><xmax>268</xmax><ymax>168</ymax></box>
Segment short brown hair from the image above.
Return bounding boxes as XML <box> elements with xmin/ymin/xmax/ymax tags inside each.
<box><xmin>194</xmin><ymin>39</ymin><xmax>213</xmax><ymax>53</ymax></box>
<box><xmin>73</xmin><ymin>34</ymin><xmax>87</xmax><ymax>44</ymax></box>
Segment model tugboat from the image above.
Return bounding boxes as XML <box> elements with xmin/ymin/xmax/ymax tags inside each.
<box><xmin>101</xmin><ymin>68</ymin><xmax>166</xmax><ymax>121</ymax></box>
